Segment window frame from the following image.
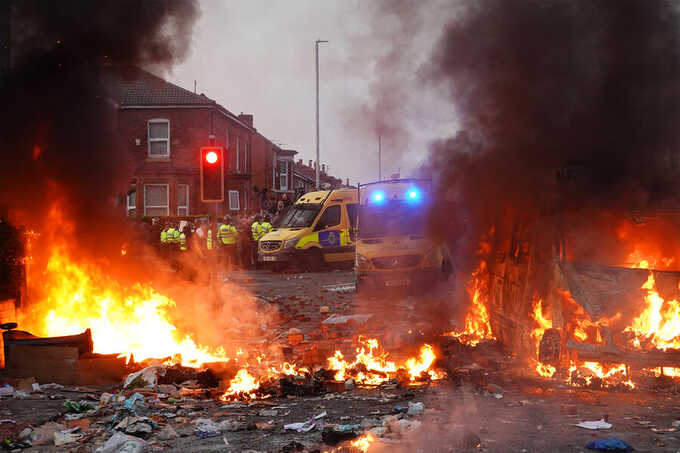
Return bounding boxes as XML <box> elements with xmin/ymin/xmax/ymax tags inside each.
<box><xmin>177</xmin><ymin>184</ymin><xmax>189</xmax><ymax>216</ymax></box>
<box><xmin>235</xmin><ymin>136</ymin><xmax>240</xmax><ymax>174</ymax></box>
<box><xmin>278</xmin><ymin>159</ymin><xmax>289</xmax><ymax>191</ymax></box>
<box><xmin>314</xmin><ymin>204</ymin><xmax>341</xmax><ymax>231</ymax></box>
<box><xmin>126</xmin><ymin>191</ymin><xmax>136</xmax><ymax>217</ymax></box>
<box><xmin>228</xmin><ymin>189</ymin><xmax>240</xmax><ymax>211</ymax></box>
<box><xmin>147</xmin><ymin>119</ymin><xmax>170</xmax><ymax>158</ymax></box>
<box><xmin>143</xmin><ymin>184</ymin><xmax>169</xmax><ymax>216</ymax></box>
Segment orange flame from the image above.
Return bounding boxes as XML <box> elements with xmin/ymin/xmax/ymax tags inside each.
<box><xmin>350</xmin><ymin>432</ymin><xmax>375</xmax><ymax>452</ymax></box>
<box><xmin>221</xmin><ymin>368</ymin><xmax>260</xmax><ymax>400</ymax></box>
<box><xmin>624</xmin><ymin>271</ymin><xmax>680</xmax><ymax>350</ymax></box>
<box><xmin>530</xmin><ymin>297</ymin><xmax>556</xmax><ymax>378</ymax></box>
<box><xmin>327</xmin><ymin>338</ymin><xmax>444</xmax><ymax>386</ymax></box>
<box><xmin>445</xmin><ymin>259</ymin><xmax>495</xmax><ymax>346</ymax></box>
<box><xmin>568</xmin><ymin>361</ymin><xmax>635</xmax><ymax>389</ymax></box>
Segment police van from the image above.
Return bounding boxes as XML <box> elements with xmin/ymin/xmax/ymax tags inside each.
<box><xmin>355</xmin><ymin>179</ymin><xmax>452</xmax><ymax>293</ymax></box>
<box><xmin>258</xmin><ymin>188</ymin><xmax>358</xmax><ymax>270</ymax></box>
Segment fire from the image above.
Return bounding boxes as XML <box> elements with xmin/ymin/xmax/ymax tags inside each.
<box><xmin>530</xmin><ymin>297</ymin><xmax>556</xmax><ymax>378</ymax></box>
<box><xmin>221</xmin><ymin>368</ymin><xmax>260</xmax><ymax>399</ymax></box>
<box><xmin>568</xmin><ymin>361</ymin><xmax>635</xmax><ymax>389</ymax></box>
<box><xmin>624</xmin><ymin>271</ymin><xmax>680</xmax><ymax>350</ymax></box>
<box><xmin>327</xmin><ymin>338</ymin><xmax>444</xmax><ymax>385</ymax></box>
<box><xmin>350</xmin><ymin>432</ymin><xmax>375</xmax><ymax>452</ymax></box>
<box><xmin>21</xmin><ymin>244</ymin><xmax>228</xmax><ymax>366</ymax></box>
<box><xmin>445</xmin><ymin>259</ymin><xmax>495</xmax><ymax>346</ymax></box>
<box><xmin>328</xmin><ymin>338</ymin><xmax>397</xmax><ymax>385</ymax></box>
<box><xmin>405</xmin><ymin>344</ymin><xmax>445</xmax><ymax>381</ymax></box>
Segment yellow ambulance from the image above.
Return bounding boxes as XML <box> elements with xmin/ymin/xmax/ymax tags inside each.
<box><xmin>258</xmin><ymin>188</ymin><xmax>358</xmax><ymax>270</ymax></box>
<box><xmin>355</xmin><ymin>179</ymin><xmax>452</xmax><ymax>293</ymax></box>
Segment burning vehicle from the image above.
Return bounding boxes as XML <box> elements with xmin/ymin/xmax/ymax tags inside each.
<box><xmin>485</xmin><ymin>202</ymin><xmax>680</xmax><ymax>388</ymax></box>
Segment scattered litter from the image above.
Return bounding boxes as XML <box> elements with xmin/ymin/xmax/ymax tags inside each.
<box><xmin>64</xmin><ymin>400</ymin><xmax>95</xmax><ymax>413</ymax></box>
<box><xmin>99</xmin><ymin>392</ymin><xmax>114</xmax><ymax>406</ymax></box>
<box><xmin>407</xmin><ymin>401</ymin><xmax>424</xmax><ymax>416</ymax></box>
<box><xmin>123</xmin><ymin>366</ymin><xmax>165</xmax><ymax>389</ymax></box>
<box><xmin>585</xmin><ymin>437</ymin><xmax>633</xmax><ymax>452</ymax></box>
<box><xmin>123</xmin><ymin>393</ymin><xmax>146</xmax><ymax>413</ymax></box>
<box><xmin>577</xmin><ymin>419</ymin><xmax>612</xmax><ymax>430</ymax></box>
<box><xmin>54</xmin><ymin>431</ymin><xmax>82</xmax><ymax>446</ymax></box>
<box><xmin>259</xmin><ymin>409</ymin><xmax>278</xmax><ymax>417</ymax></box>
<box><xmin>115</xmin><ymin>416</ymin><xmax>156</xmax><ymax>437</ymax></box>
<box><xmin>40</xmin><ymin>383</ymin><xmax>64</xmax><ymax>390</ymax></box>
<box><xmin>344</xmin><ymin>378</ymin><xmax>356</xmax><ymax>391</ymax></box>
<box><xmin>0</xmin><ymin>419</ymin><xmax>16</xmax><ymax>424</ymax></box>
<box><xmin>194</xmin><ymin>418</ymin><xmax>220</xmax><ymax>434</ymax></box>
<box><xmin>195</xmin><ymin>430</ymin><xmax>220</xmax><ymax>438</ymax></box>
<box><xmin>322</xmin><ymin>426</ymin><xmax>358</xmax><ymax>445</ymax></box>
<box><xmin>31</xmin><ymin>383</ymin><xmax>41</xmax><ymax>392</ymax></box>
<box><xmin>30</xmin><ymin>422</ymin><xmax>66</xmax><ymax>446</ymax></box>
<box><xmin>672</xmin><ymin>420</ymin><xmax>680</xmax><ymax>428</ymax></box>
<box><xmin>157</xmin><ymin>424</ymin><xmax>178</xmax><ymax>441</ymax></box>
<box><xmin>0</xmin><ymin>385</ymin><xmax>14</xmax><ymax>396</ymax></box>
<box><xmin>95</xmin><ymin>432</ymin><xmax>148</xmax><ymax>453</ymax></box>
<box><xmin>284</xmin><ymin>411</ymin><xmax>327</xmax><ymax>432</ymax></box>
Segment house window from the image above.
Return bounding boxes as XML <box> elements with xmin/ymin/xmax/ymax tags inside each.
<box><xmin>272</xmin><ymin>154</ymin><xmax>277</xmax><ymax>189</ymax></box>
<box><xmin>144</xmin><ymin>184</ymin><xmax>169</xmax><ymax>216</ymax></box>
<box><xmin>126</xmin><ymin>191</ymin><xmax>136</xmax><ymax>217</ymax></box>
<box><xmin>235</xmin><ymin>136</ymin><xmax>241</xmax><ymax>173</ymax></box>
<box><xmin>279</xmin><ymin>159</ymin><xmax>289</xmax><ymax>191</ymax></box>
<box><xmin>177</xmin><ymin>184</ymin><xmax>189</xmax><ymax>216</ymax></box>
<box><xmin>229</xmin><ymin>190</ymin><xmax>240</xmax><ymax>211</ymax></box>
<box><xmin>148</xmin><ymin>119</ymin><xmax>170</xmax><ymax>157</ymax></box>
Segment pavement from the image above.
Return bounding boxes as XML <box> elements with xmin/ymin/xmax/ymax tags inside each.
<box><xmin>2</xmin><ymin>268</ymin><xmax>680</xmax><ymax>452</ymax></box>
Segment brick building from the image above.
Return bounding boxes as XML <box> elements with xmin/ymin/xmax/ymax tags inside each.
<box><xmin>294</xmin><ymin>160</ymin><xmax>347</xmax><ymax>197</ymax></box>
<box><xmin>106</xmin><ymin>66</ymin><xmax>255</xmax><ymax>218</ymax></box>
<box><xmin>249</xmin><ymin>132</ymin><xmax>297</xmax><ymax>213</ymax></box>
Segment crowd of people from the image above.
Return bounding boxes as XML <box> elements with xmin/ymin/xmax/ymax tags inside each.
<box><xmin>155</xmin><ymin>213</ymin><xmax>273</xmax><ymax>270</ymax></box>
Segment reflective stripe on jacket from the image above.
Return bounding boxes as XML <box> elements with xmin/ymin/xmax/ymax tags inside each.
<box><xmin>207</xmin><ymin>229</ymin><xmax>213</xmax><ymax>250</ymax></box>
<box><xmin>218</xmin><ymin>224</ymin><xmax>237</xmax><ymax>244</ymax></box>
<box><xmin>251</xmin><ymin>222</ymin><xmax>261</xmax><ymax>240</ymax></box>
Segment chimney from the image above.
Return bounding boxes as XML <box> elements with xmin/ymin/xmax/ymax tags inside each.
<box><xmin>313</xmin><ymin>161</ymin><xmax>317</xmax><ymax>169</ymax></box>
<box><xmin>238</xmin><ymin>113</ymin><xmax>254</xmax><ymax>128</ymax></box>
<box><xmin>298</xmin><ymin>159</ymin><xmax>302</xmax><ymax>165</ymax></box>
<box><xmin>322</xmin><ymin>164</ymin><xmax>326</xmax><ymax>173</ymax></box>
<box><xmin>308</xmin><ymin>160</ymin><xmax>312</xmax><ymax>167</ymax></box>
<box><xmin>346</xmin><ymin>178</ymin><xmax>349</xmax><ymax>186</ymax></box>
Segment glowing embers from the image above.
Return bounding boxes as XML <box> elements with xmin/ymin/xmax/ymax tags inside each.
<box><xmin>567</xmin><ymin>361</ymin><xmax>635</xmax><ymax>390</ymax></box>
<box><xmin>327</xmin><ymin>337</ymin><xmax>445</xmax><ymax>386</ymax></box>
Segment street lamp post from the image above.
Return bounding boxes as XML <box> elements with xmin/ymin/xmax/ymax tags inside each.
<box><xmin>315</xmin><ymin>39</ymin><xmax>328</xmax><ymax>190</ymax></box>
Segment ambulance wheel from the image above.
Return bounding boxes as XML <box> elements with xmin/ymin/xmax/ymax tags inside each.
<box><xmin>304</xmin><ymin>248</ymin><xmax>324</xmax><ymax>272</ymax></box>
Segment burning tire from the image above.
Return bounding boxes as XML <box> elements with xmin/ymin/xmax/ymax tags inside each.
<box><xmin>538</xmin><ymin>328</ymin><xmax>562</xmax><ymax>365</ymax></box>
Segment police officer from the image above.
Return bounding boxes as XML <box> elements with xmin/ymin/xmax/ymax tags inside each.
<box><xmin>251</xmin><ymin>215</ymin><xmax>262</xmax><ymax>241</ymax></box>
<box><xmin>166</xmin><ymin>222</ymin><xmax>178</xmax><ymax>249</ymax></box>
<box><xmin>179</xmin><ymin>226</ymin><xmax>187</xmax><ymax>251</ymax></box>
<box><xmin>217</xmin><ymin>215</ymin><xmax>237</xmax><ymax>269</ymax></box>
<box><xmin>260</xmin><ymin>214</ymin><xmax>273</xmax><ymax>237</ymax></box>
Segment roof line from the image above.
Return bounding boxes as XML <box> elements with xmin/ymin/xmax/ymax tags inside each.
<box><xmin>119</xmin><ymin>104</ymin><xmax>255</xmax><ymax>131</ymax></box>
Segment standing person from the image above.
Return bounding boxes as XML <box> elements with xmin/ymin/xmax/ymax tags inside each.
<box><xmin>251</xmin><ymin>214</ymin><xmax>262</xmax><ymax>268</ymax></box>
<box><xmin>217</xmin><ymin>215</ymin><xmax>237</xmax><ymax>270</ymax></box>
<box><xmin>261</xmin><ymin>214</ymin><xmax>273</xmax><ymax>237</ymax></box>
<box><xmin>238</xmin><ymin>217</ymin><xmax>253</xmax><ymax>269</ymax></box>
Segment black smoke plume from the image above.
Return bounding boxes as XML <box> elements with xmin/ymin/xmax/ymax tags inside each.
<box><xmin>0</xmin><ymin>0</ymin><xmax>198</xmax><ymax>258</ymax></box>
<box><xmin>423</xmin><ymin>0</ymin><xmax>680</xmax><ymax>270</ymax></box>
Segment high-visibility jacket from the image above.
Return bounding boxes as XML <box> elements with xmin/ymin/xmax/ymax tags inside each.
<box><xmin>207</xmin><ymin>229</ymin><xmax>213</xmax><ymax>250</ymax></box>
<box><xmin>160</xmin><ymin>229</ymin><xmax>168</xmax><ymax>244</ymax></box>
<box><xmin>260</xmin><ymin>222</ymin><xmax>273</xmax><ymax>237</ymax></box>
<box><xmin>166</xmin><ymin>228</ymin><xmax>178</xmax><ymax>244</ymax></box>
<box><xmin>251</xmin><ymin>221</ymin><xmax>261</xmax><ymax>240</ymax></box>
<box><xmin>179</xmin><ymin>232</ymin><xmax>187</xmax><ymax>251</ymax></box>
<box><xmin>218</xmin><ymin>224</ymin><xmax>237</xmax><ymax>245</ymax></box>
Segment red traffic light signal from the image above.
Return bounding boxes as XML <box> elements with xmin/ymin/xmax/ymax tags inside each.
<box><xmin>205</xmin><ymin>150</ymin><xmax>218</xmax><ymax>164</ymax></box>
<box><xmin>200</xmin><ymin>146</ymin><xmax>225</xmax><ymax>202</ymax></box>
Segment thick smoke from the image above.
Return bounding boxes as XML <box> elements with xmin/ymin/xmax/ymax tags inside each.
<box><xmin>0</xmin><ymin>0</ymin><xmax>198</xmax><ymax>258</ymax></box>
<box><xmin>423</xmin><ymin>0</ymin><xmax>680</xmax><ymax>270</ymax></box>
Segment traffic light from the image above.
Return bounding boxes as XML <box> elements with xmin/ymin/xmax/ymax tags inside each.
<box><xmin>200</xmin><ymin>146</ymin><xmax>225</xmax><ymax>202</ymax></box>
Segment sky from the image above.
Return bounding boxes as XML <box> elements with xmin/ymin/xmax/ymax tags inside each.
<box><xmin>167</xmin><ymin>0</ymin><xmax>458</xmax><ymax>186</ymax></box>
